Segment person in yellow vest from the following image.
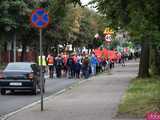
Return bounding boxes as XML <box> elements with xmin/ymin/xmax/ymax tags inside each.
<box><xmin>38</xmin><ymin>55</ymin><xmax>47</xmax><ymax>73</ymax></box>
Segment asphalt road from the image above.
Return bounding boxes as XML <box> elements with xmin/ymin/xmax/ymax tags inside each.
<box><xmin>0</xmin><ymin>77</ymin><xmax>77</xmax><ymax>116</ymax></box>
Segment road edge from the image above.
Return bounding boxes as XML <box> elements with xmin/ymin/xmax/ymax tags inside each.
<box><xmin>1</xmin><ymin>77</ymin><xmax>91</xmax><ymax>120</ymax></box>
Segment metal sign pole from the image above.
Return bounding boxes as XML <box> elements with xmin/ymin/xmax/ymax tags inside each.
<box><xmin>31</xmin><ymin>8</ymin><xmax>49</xmax><ymax>111</ymax></box>
<box><xmin>39</xmin><ymin>29</ymin><xmax>44</xmax><ymax>111</ymax></box>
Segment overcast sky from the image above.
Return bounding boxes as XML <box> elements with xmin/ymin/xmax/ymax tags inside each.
<box><xmin>81</xmin><ymin>0</ymin><xmax>97</xmax><ymax>11</ymax></box>
<box><xmin>81</xmin><ymin>0</ymin><xmax>90</xmax><ymax>5</ymax></box>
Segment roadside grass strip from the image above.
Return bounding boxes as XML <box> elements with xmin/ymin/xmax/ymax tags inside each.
<box><xmin>117</xmin><ymin>76</ymin><xmax>160</xmax><ymax>118</ymax></box>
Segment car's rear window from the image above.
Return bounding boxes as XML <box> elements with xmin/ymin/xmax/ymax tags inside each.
<box><xmin>5</xmin><ymin>63</ymin><xmax>32</xmax><ymax>71</ymax></box>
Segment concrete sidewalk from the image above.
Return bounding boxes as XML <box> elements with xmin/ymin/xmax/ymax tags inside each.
<box><xmin>3</xmin><ymin>61</ymin><xmax>144</xmax><ymax>120</ymax></box>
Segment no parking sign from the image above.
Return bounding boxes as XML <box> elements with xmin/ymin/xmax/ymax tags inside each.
<box><xmin>30</xmin><ymin>8</ymin><xmax>49</xmax><ymax>29</ymax></box>
<box><xmin>30</xmin><ymin>8</ymin><xmax>49</xmax><ymax>111</ymax></box>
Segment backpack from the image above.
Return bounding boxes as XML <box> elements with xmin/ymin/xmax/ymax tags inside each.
<box><xmin>83</xmin><ymin>57</ymin><xmax>89</xmax><ymax>65</ymax></box>
<box><xmin>48</xmin><ymin>56</ymin><xmax>54</xmax><ymax>65</ymax></box>
<box><xmin>56</xmin><ymin>59</ymin><xmax>62</xmax><ymax>66</ymax></box>
<box><xmin>68</xmin><ymin>58</ymin><xmax>73</xmax><ymax>65</ymax></box>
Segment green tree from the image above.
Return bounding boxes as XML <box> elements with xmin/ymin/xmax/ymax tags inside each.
<box><xmin>46</xmin><ymin>2</ymin><xmax>105</xmax><ymax>53</ymax></box>
<box><xmin>90</xmin><ymin>0</ymin><xmax>160</xmax><ymax>78</ymax></box>
<box><xmin>0</xmin><ymin>0</ymin><xmax>36</xmax><ymax>62</ymax></box>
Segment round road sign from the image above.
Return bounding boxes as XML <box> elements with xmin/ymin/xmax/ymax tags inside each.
<box><xmin>30</xmin><ymin>8</ymin><xmax>49</xmax><ymax>29</ymax></box>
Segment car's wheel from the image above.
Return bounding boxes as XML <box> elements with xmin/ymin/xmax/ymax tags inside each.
<box><xmin>1</xmin><ymin>89</ymin><xmax>6</xmax><ymax>95</ymax></box>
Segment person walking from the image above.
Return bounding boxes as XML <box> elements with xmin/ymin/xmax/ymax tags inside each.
<box><xmin>55</xmin><ymin>55</ymin><xmax>63</xmax><ymax>78</ymax></box>
<box><xmin>62</xmin><ymin>53</ymin><xmax>68</xmax><ymax>77</ymax></box>
<box><xmin>37</xmin><ymin>54</ymin><xmax>46</xmax><ymax>93</ymax></box>
<box><xmin>121</xmin><ymin>52</ymin><xmax>125</xmax><ymax>67</ymax></box>
<box><xmin>38</xmin><ymin>54</ymin><xmax>47</xmax><ymax>73</ymax></box>
<box><xmin>74</xmin><ymin>59</ymin><xmax>81</xmax><ymax>79</ymax></box>
<box><xmin>47</xmin><ymin>53</ymin><xmax>54</xmax><ymax>78</ymax></box>
<box><xmin>82</xmin><ymin>55</ymin><xmax>90</xmax><ymax>79</ymax></box>
<box><xmin>67</xmin><ymin>55</ymin><xmax>75</xmax><ymax>78</ymax></box>
<box><xmin>90</xmin><ymin>53</ymin><xmax>98</xmax><ymax>76</ymax></box>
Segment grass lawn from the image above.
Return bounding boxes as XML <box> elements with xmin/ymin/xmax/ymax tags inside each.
<box><xmin>117</xmin><ymin>76</ymin><xmax>160</xmax><ymax>118</ymax></box>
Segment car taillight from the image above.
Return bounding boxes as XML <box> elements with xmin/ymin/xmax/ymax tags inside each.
<box><xmin>0</xmin><ymin>74</ymin><xmax>4</xmax><ymax>79</ymax></box>
<box><xmin>28</xmin><ymin>73</ymin><xmax>34</xmax><ymax>80</ymax></box>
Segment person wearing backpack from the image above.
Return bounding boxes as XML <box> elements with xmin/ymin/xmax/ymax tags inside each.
<box><xmin>74</xmin><ymin>59</ymin><xmax>81</xmax><ymax>79</ymax></box>
<box><xmin>55</xmin><ymin>55</ymin><xmax>64</xmax><ymax>78</ymax></box>
<box><xmin>82</xmin><ymin>55</ymin><xmax>90</xmax><ymax>79</ymax></box>
<box><xmin>90</xmin><ymin>53</ymin><xmax>98</xmax><ymax>75</ymax></box>
<box><xmin>67</xmin><ymin>55</ymin><xmax>75</xmax><ymax>78</ymax></box>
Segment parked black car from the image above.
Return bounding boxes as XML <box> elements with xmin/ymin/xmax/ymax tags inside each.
<box><xmin>0</xmin><ymin>62</ymin><xmax>45</xmax><ymax>95</ymax></box>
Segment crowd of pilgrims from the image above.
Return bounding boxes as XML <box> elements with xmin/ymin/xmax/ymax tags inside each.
<box><xmin>44</xmin><ymin>52</ymin><xmax>121</xmax><ymax>79</ymax></box>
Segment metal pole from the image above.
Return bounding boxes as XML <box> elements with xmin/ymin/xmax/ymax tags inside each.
<box><xmin>39</xmin><ymin>29</ymin><xmax>44</xmax><ymax>111</ymax></box>
<box><xmin>8</xmin><ymin>42</ymin><xmax>11</xmax><ymax>62</ymax></box>
<box><xmin>57</xmin><ymin>45</ymin><xmax>59</xmax><ymax>55</ymax></box>
<box><xmin>13</xmin><ymin>33</ymin><xmax>16</xmax><ymax>62</ymax></box>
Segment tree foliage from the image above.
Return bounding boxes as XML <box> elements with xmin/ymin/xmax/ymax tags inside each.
<box><xmin>0</xmin><ymin>0</ymin><xmax>106</xmax><ymax>61</ymax></box>
<box><xmin>90</xmin><ymin>0</ymin><xmax>160</xmax><ymax>77</ymax></box>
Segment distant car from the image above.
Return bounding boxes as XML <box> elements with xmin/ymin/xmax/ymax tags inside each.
<box><xmin>0</xmin><ymin>62</ymin><xmax>45</xmax><ymax>95</ymax></box>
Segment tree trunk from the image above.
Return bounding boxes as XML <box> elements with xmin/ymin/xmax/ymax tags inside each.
<box><xmin>154</xmin><ymin>47</ymin><xmax>160</xmax><ymax>75</ymax></box>
<box><xmin>138</xmin><ymin>39</ymin><xmax>150</xmax><ymax>78</ymax></box>
<box><xmin>150</xmin><ymin>46</ymin><xmax>160</xmax><ymax>75</ymax></box>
